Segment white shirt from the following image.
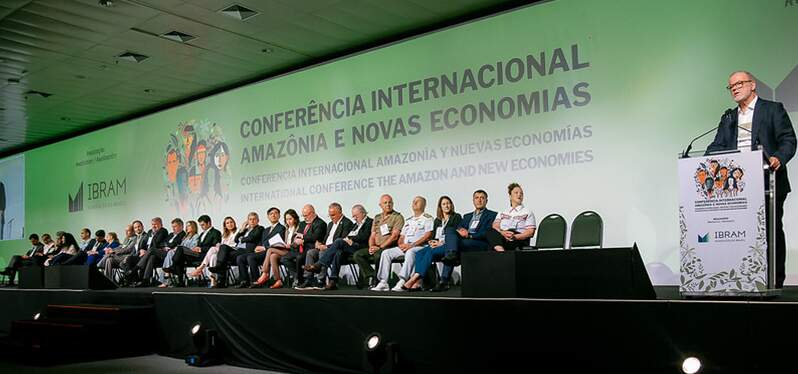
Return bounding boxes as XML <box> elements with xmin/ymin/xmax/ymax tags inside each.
<box><xmin>325</xmin><ymin>218</ymin><xmax>342</xmax><ymax>245</ymax></box>
<box><xmin>737</xmin><ymin>96</ymin><xmax>757</xmax><ymax>151</ymax></box>
<box><xmin>400</xmin><ymin>213</ymin><xmax>434</xmax><ymax>244</ymax></box>
<box><xmin>495</xmin><ymin>204</ymin><xmax>536</xmax><ymax>232</ymax></box>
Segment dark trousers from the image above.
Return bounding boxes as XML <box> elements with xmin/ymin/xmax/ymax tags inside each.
<box><xmin>486</xmin><ymin>229</ymin><xmax>525</xmax><ymax>251</ymax></box>
<box><xmin>768</xmin><ymin>193</ymin><xmax>788</xmax><ymax>288</ymax></box>
<box><xmin>352</xmin><ymin>247</ymin><xmax>385</xmax><ymax>282</ymax></box>
<box><xmin>215</xmin><ymin>244</ymin><xmax>251</xmax><ymax>284</ymax></box>
<box><xmin>318</xmin><ymin>238</ymin><xmax>359</xmax><ymax>280</ymax></box>
<box><xmin>171</xmin><ymin>246</ymin><xmax>204</xmax><ymax>277</ymax></box>
<box><xmin>280</xmin><ymin>250</ymin><xmax>303</xmax><ymax>284</ymax></box>
<box><xmin>137</xmin><ymin>248</ymin><xmax>169</xmax><ymax>283</ymax></box>
<box><xmin>236</xmin><ymin>250</ymin><xmax>267</xmax><ymax>283</ymax></box>
<box><xmin>49</xmin><ymin>252</ymin><xmax>74</xmax><ymax>266</ymax></box>
<box><xmin>61</xmin><ymin>251</ymin><xmax>87</xmax><ymax>265</ymax></box>
<box><xmin>440</xmin><ymin>229</ymin><xmax>490</xmax><ymax>281</ymax></box>
<box><xmin>4</xmin><ymin>255</ymin><xmax>36</xmax><ymax>283</ymax></box>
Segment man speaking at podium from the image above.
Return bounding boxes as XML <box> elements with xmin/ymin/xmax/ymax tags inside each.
<box><xmin>706</xmin><ymin>70</ymin><xmax>796</xmax><ymax>288</ymax></box>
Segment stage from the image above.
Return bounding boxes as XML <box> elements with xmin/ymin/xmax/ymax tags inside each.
<box><xmin>1</xmin><ymin>285</ymin><xmax>797</xmax><ymax>373</ymax></box>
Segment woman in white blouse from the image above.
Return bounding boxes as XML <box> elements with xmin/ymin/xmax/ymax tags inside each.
<box><xmin>251</xmin><ymin>209</ymin><xmax>300</xmax><ymax>289</ymax></box>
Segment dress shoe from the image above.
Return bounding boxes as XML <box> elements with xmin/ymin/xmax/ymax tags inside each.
<box><xmin>133</xmin><ymin>281</ymin><xmax>150</xmax><ymax>288</ymax></box>
<box><xmin>0</xmin><ymin>268</ymin><xmax>11</xmax><ymax>276</ymax></box>
<box><xmin>236</xmin><ymin>282</ymin><xmax>250</xmax><ymax>289</ymax></box>
<box><xmin>303</xmin><ymin>263</ymin><xmax>322</xmax><ymax>274</ymax></box>
<box><xmin>295</xmin><ymin>279</ymin><xmax>315</xmax><ymax>290</ymax></box>
<box><xmin>431</xmin><ymin>282</ymin><xmax>449</xmax><ymax>292</ymax></box>
<box><xmin>269</xmin><ymin>280</ymin><xmax>283</xmax><ymax>289</ymax></box>
<box><xmin>324</xmin><ymin>280</ymin><xmax>338</xmax><ymax>291</ymax></box>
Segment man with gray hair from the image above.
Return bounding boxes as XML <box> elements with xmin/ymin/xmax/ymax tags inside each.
<box><xmin>372</xmin><ymin>196</ymin><xmax>433</xmax><ymax>292</ymax></box>
<box><xmin>297</xmin><ymin>202</ymin><xmax>353</xmax><ymax>289</ymax></box>
<box><xmin>304</xmin><ymin>204</ymin><xmax>373</xmax><ymax>290</ymax></box>
<box><xmin>707</xmin><ymin>70</ymin><xmax>796</xmax><ymax>288</ymax></box>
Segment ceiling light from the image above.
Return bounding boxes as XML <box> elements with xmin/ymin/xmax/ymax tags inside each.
<box><xmin>144</xmin><ymin>88</ymin><xmax>154</xmax><ymax>93</ymax></box>
<box><xmin>162</xmin><ymin>31</ymin><xmax>196</xmax><ymax>43</ymax></box>
<box><xmin>98</xmin><ymin>0</ymin><xmax>114</xmax><ymax>7</ymax></box>
<box><xmin>117</xmin><ymin>52</ymin><xmax>149</xmax><ymax>63</ymax></box>
<box><xmin>261</xmin><ymin>48</ymin><xmax>273</xmax><ymax>54</ymax></box>
<box><xmin>25</xmin><ymin>90</ymin><xmax>53</xmax><ymax>98</ymax></box>
<box><xmin>7</xmin><ymin>78</ymin><xmax>20</xmax><ymax>84</ymax></box>
<box><xmin>219</xmin><ymin>4</ymin><xmax>258</xmax><ymax>21</ymax></box>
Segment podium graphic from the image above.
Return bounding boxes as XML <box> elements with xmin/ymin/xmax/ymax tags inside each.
<box><xmin>678</xmin><ymin>149</ymin><xmax>778</xmax><ymax>296</ymax></box>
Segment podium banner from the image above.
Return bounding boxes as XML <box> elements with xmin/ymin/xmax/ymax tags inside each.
<box><xmin>678</xmin><ymin>150</ymin><xmax>767</xmax><ymax>293</ymax></box>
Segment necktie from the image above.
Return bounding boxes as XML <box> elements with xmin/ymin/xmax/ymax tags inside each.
<box><xmin>299</xmin><ymin>223</ymin><xmax>310</xmax><ymax>253</ymax></box>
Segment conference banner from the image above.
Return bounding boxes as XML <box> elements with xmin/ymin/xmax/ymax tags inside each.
<box><xmin>678</xmin><ymin>151</ymin><xmax>767</xmax><ymax>293</ymax></box>
<box><xmin>1</xmin><ymin>0</ymin><xmax>797</xmax><ymax>285</ymax></box>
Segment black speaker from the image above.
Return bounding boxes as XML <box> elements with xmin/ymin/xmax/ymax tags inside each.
<box><xmin>44</xmin><ymin>265</ymin><xmax>117</xmax><ymax>290</ymax></box>
<box><xmin>461</xmin><ymin>244</ymin><xmax>655</xmax><ymax>299</ymax></box>
<box><xmin>18</xmin><ymin>266</ymin><xmax>44</xmax><ymax>289</ymax></box>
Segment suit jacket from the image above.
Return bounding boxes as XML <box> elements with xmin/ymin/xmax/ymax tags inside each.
<box><xmin>457</xmin><ymin>209</ymin><xmax>498</xmax><ymax>241</ymax></box>
<box><xmin>348</xmin><ymin>217</ymin><xmax>373</xmax><ymax>250</ymax></box>
<box><xmin>260</xmin><ymin>223</ymin><xmax>286</xmax><ymax>246</ymax></box>
<box><xmin>234</xmin><ymin>225</ymin><xmax>264</xmax><ymax>251</ymax></box>
<box><xmin>297</xmin><ymin>217</ymin><xmax>327</xmax><ymax>251</ymax></box>
<box><xmin>26</xmin><ymin>243</ymin><xmax>44</xmax><ymax>257</ymax></box>
<box><xmin>197</xmin><ymin>227</ymin><xmax>222</xmax><ymax>252</ymax></box>
<box><xmin>323</xmin><ymin>216</ymin><xmax>354</xmax><ymax>245</ymax></box>
<box><xmin>707</xmin><ymin>97</ymin><xmax>797</xmax><ymax>196</ymax></box>
<box><xmin>433</xmin><ymin>213</ymin><xmax>463</xmax><ymax>235</ymax></box>
<box><xmin>81</xmin><ymin>238</ymin><xmax>97</xmax><ymax>252</ymax></box>
<box><xmin>166</xmin><ymin>230</ymin><xmax>187</xmax><ymax>249</ymax></box>
<box><xmin>146</xmin><ymin>227</ymin><xmax>169</xmax><ymax>250</ymax></box>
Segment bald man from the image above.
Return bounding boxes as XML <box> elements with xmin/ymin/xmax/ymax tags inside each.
<box><xmin>281</xmin><ymin>204</ymin><xmax>326</xmax><ymax>289</ymax></box>
<box><xmin>352</xmin><ymin>194</ymin><xmax>405</xmax><ymax>289</ymax></box>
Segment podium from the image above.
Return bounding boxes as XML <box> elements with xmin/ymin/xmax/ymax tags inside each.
<box><xmin>678</xmin><ymin>149</ymin><xmax>779</xmax><ymax>297</ymax></box>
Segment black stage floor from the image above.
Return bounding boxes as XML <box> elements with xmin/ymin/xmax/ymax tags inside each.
<box><xmin>2</xmin><ymin>285</ymin><xmax>798</xmax><ymax>373</ymax></box>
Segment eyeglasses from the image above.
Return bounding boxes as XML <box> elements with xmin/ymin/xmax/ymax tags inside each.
<box><xmin>726</xmin><ymin>80</ymin><xmax>752</xmax><ymax>91</ymax></box>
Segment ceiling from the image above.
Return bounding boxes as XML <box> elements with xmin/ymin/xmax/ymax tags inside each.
<box><xmin>0</xmin><ymin>0</ymin><xmax>537</xmax><ymax>157</ymax></box>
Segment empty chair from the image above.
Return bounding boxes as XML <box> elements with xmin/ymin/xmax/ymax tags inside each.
<box><xmin>527</xmin><ymin>213</ymin><xmax>567</xmax><ymax>250</ymax></box>
<box><xmin>569</xmin><ymin>211</ymin><xmax>603</xmax><ymax>249</ymax></box>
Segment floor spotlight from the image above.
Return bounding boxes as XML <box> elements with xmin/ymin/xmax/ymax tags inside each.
<box><xmin>32</xmin><ymin>313</ymin><xmax>41</xmax><ymax>321</ymax></box>
<box><xmin>682</xmin><ymin>357</ymin><xmax>702</xmax><ymax>374</ymax></box>
<box><xmin>363</xmin><ymin>332</ymin><xmax>399</xmax><ymax>374</ymax></box>
<box><xmin>185</xmin><ymin>323</ymin><xmax>221</xmax><ymax>367</ymax></box>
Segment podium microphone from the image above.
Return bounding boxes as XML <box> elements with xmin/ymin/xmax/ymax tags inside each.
<box><xmin>682</xmin><ymin>126</ymin><xmax>720</xmax><ymax>159</ymax></box>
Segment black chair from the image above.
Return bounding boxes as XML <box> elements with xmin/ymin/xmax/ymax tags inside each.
<box><xmin>525</xmin><ymin>213</ymin><xmax>567</xmax><ymax>250</ymax></box>
<box><xmin>569</xmin><ymin>211</ymin><xmax>603</xmax><ymax>249</ymax></box>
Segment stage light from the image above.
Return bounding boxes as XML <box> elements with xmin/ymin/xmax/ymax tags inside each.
<box><xmin>682</xmin><ymin>357</ymin><xmax>702</xmax><ymax>374</ymax></box>
<box><xmin>363</xmin><ymin>332</ymin><xmax>399</xmax><ymax>374</ymax></box>
<box><xmin>186</xmin><ymin>323</ymin><xmax>221</xmax><ymax>367</ymax></box>
<box><xmin>33</xmin><ymin>313</ymin><xmax>41</xmax><ymax>321</ymax></box>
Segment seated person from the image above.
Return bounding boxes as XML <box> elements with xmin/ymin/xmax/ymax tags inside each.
<box><xmin>0</xmin><ymin>234</ymin><xmax>44</xmax><ymax>286</ymax></box>
<box><xmin>77</xmin><ymin>228</ymin><xmax>96</xmax><ymax>251</ymax></box>
<box><xmin>100</xmin><ymin>221</ymin><xmax>146</xmax><ymax>281</ymax></box>
<box><xmin>281</xmin><ymin>205</ymin><xmax>325</xmax><ymax>289</ymax></box>
<box><xmin>178</xmin><ymin>215</ymin><xmax>223</xmax><ymax>285</ymax></box>
<box><xmin>296</xmin><ymin>202</ymin><xmax>352</xmax><ymax>290</ymax></box>
<box><xmin>161</xmin><ymin>220</ymin><xmax>199</xmax><ymax>287</ymax></box>
<box><xmin>433</xmin><ymin>189</ymin><xmax>497</xmax><ymax>291</ymax></box>
<box><xmin>47</xmin><ymin>233</ymin><xmax>80</xmax><ymax>266</ymax></box>
<box><xmin>210</xmin><ymin>212</ymin><xmax>263</xmax><ymax>288</ymax></box>
<box><xmin>352</xmin><ymin>194</ymin><xmax>404</xmax><ymax>288</ymax></box>
<box><xmin>136</xmin><ymin>218</ymin><xmax>185</xmax><ymax>287</ymax></box>
<box><xmin>235</xmin><ymin>207</ymin><xmax>284</xmax><ymax>288</ymax></box>
<box><xmin>63</xmin><ymin>230</ymin><xmax>108</xmax><ymax>266</ymax></box>
<box><xmin>252</xmin><ymin>209</ymin><xmax>300</xmax><ymax>289</ymax></box>
<box><xmin>402</xmin><ymin>196</ymin><xmax>462</xmax><ymax>291</ymax></box>
<box><xmin>126</xmin><ymin>217</ymin><xmax>169</xmax><ymax>286</ymax></box>
<box><xmin>486</xmin><ymin>182</ymin><xmax>536</xmax><ymax>252</ymax></box>
<box><xmin>303</xmin><ymin>204</ymin><xmax>373</xmax><ymax>290</ymax></box>
<box><xmin>371</xmin><ymin>196</ymin><xmax>433</xmax><ymax>292</ymax></box>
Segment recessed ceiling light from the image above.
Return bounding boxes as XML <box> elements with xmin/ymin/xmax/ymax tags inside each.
<box><xmin>98</xmin><ymin>0</ymin><xmax>114</xmax><ymax>7</ymax></box>
<box><xmin>25</xmin><ymin>90</ymin><xmax>53</xmax><ymax>98</ymax></box>
<box><xmin>219</xmin><ymin>4</ymin><xmax>258</xmax><ymax>20</ymax></box>
<box><xmin>60</xmin><ymin>116</ymin><xmax>71</xmax><ymax>121</ymax></box>
<box><xmin>261</xmin><ymin>47</ymin><xmax>274</xmax><ymax>54</ymax></box>
<box><xmin>7</xmin><ymin>78</ymin><xmax>20</xmax><ymax>84</ymax></box>
<box><xmin>75</xmin><ymin>74</ymin><xmax>87</xmax><ymax>79</ymax></box>
<box><xmin>161</xmin><ymin>31</ymin><xmax>196</xmax><ymax>43</ymax></box>
<box><xmin>116</xmin><ymin>51</ymin><xmax>149</xmax><ymax>63</ymax></box>
<box><xmin>144</xmin><ymin>88</ymin><xmax>154</xmax><ymax>93</ymax></box>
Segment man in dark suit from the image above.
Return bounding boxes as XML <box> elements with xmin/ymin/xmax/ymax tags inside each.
<box><xmin>297</xmin><ymin>203</ymin><xmax>353</xmax><ymax>290</ymax></box>
<box><xmin>434</xmin><ymin>189</ymin><xmax>498</xmax><ymax>291</ymax></box>
<box><xmin>236</xmin><ymin>207</ymin><xmax>285</xmax><ymax>288</ymax></box>
<box><xmin>0</xmin><ymin>234</ymin><xmax>44</xmax><ymax>286</ymax></box>
<box><xmin>211</xmin><ymin>212</ymin><xmax>264</xmax><ymax>287</ymax></box>
<box><xmin>171</xmin><ymin>214</ymin><xmax>221</xmax><ymax>286</ymax></box>
<box><xmin>282</xmin><ymin>204</ymin><xmax>326</xmax><ymax>289</ymax></box>
<box><xmin>128</xmin><ymin>217</ymin><xmax>169</xmax><ymax>286</ymax></box>
<box><xmin>706</xmin><ymin>70</ymin><xmax>796</xmax><ymax>288</ymax></box>
<box><xmin>304</xmin><ymin>204</ymin><xmax>372</xmax><ymax>290</ymax></box>
<box><xmin>135</xmin><ymin>218</ymin><xmax>186</xmax><ymax>287</ymax></box>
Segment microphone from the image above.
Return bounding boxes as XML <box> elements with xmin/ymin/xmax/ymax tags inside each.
<box><xmin>682</xmin><ymin>126</ymin><xmax>720</xmax><ymax>158</ymax></box>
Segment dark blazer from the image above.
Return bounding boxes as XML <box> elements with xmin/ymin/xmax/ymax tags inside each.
<box><xmin>260</xmin><ymin>223</ymin><xmax>286</xmax><ymax>246</ymax></box>
<box><xmin>707</xmin><ymin>98</ymin><xmax>796</xmax><ymax>195</ymax></box>
<box><xmin>234</xmin><ymin>225</ymin><xmax>264</xmax><ymax>251</ymax></box>
<box><xmin>26</xmin><ymin>243</ymin><xmax>44</xmax><ymax>257</ymax></box>
<box><xmin>146</xmin><ymin>227</ymin><xmax>169</xmax><ymax>250</ymax></box>
<box><xmin>297</xmin><ymin>217</ymin><xmax>327</xmax><ymax>251</ymax></box>
<box><xmin>433</xmin><ymin>213</ymin><xmax>463</xmax><ymax>236</ymax></box>
<box><xmin>197</xmin><ymin>227</ymin><xmax>222</xmax><ymax>252</ymax></box>
<box><xmin>323</xmin><ymin>216</ymin><xmax>354</xmax><ymax>245</ymax></box>
<box><xmin>166</xmin><ymin>231</ymin><xmax>187</xmax><ymax>249</ymax></box>
<box><xmin>82</xmin><ymin>238</ymin><xmax>97</xmax><ymax>252</ymax></box>
<box><xmin>348</xmin><ymin>217</ymin><xmax>373</xmax><ymax>250</ymax></box>
<box><xmin>457</xmin><ymin>209</ymin><xmax>498</xmax><ymax>241</ymax></box>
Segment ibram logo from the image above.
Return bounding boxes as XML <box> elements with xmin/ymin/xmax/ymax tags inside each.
<box><xmin>697</xmin><ymin>233</ymin><xmax>710</xmax><ymax>243</ymax></box>
<box><xmin>68</xmin><ymin>183</ymin><xmax>84</xmax><ymax>213</ymax></box>
<box><xmin>756</xmin><ymin>64</ymin><xmax>798</xmax><ymax>112</ymax></box>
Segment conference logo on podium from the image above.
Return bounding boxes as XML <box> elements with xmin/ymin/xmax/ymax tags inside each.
<box><xmin>697</xmin><ymin>233</ymin><xmax>710</xmax><ymax>243</ymax></box>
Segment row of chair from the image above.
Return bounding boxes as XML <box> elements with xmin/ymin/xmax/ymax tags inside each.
<box><xmin>528</xmin><ymin>211</ymin><xmax>603</xmax><ymax>250</ymax></box>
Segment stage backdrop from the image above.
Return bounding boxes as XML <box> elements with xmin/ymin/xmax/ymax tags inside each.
<box><xmin>1</xmin><ymin>0</ymin><xmax>797</xmax><ymax>285</ymax></box>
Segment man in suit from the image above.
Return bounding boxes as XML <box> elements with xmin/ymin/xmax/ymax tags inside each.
<box><xmin>128</xmin><ymin>217</ymin><xmax>169</xmax><ymax>286</ymax></box>
<box><xmin>0</xmin><ymin>234</ymin><xmax>44</xmax><ymax>286</ymax></box>
<box><xmin>171</xmin><ymin>214</ymin><xmax>221</xmax><ymax>286</ymax></box>
<box><xmin>706</xmin><ymin>70</ymin><xmax>796</xmax><ymax>288</ymax></box>
<box><xmin>435</xmin><ymin>189</ymin><xmax>498</xmax><ymax>291</ymax></box>
<box><xmin>211</xmin><ymin>212</ymin><xmax>264</xmax><ymax>287</ymax></box>
<box><xmin>282</xmin><ymin>204</ymin><xmax>326</xmax><ymax>289</ymax></box>
<box><xmin>235</xmin><ymin>207</ymin><xmax>285</xmax><ymax>288</ymax></box>
<box><xmin>304</xmin><ymin>204</ymin><xmax>372</xmax><ymax>290</ymax></box>
<box><xmin>135</xmin><ymin>218</ymin><xmax>186</xmax><ymax>287</ymax></box>
<box><xmin>296</xmin><ymin>202</ymin><xmax>353</xmax><ymax>290</ymax></box>
<box><xmin>99</xmin><ymin>223</ymin><xmax>142</xmax><ymax>281</ymax></box>
<box><xmin>61</xmin><ymin>229</ymin><xmax>105</xmax><ymax>266</ymax></box>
